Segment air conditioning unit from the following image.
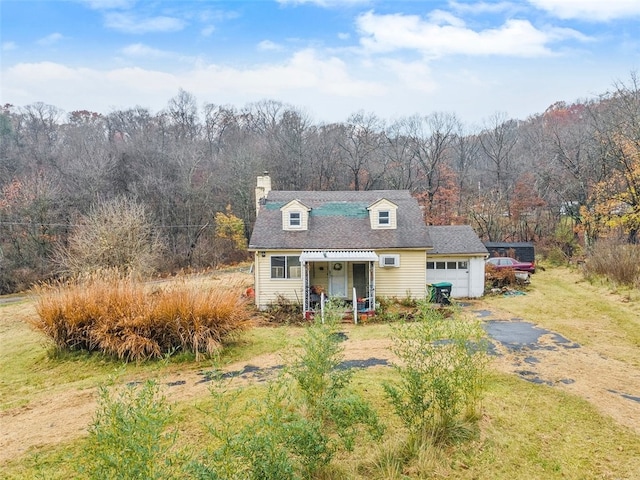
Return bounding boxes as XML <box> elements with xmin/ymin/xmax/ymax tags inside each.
<box><xmin>379</xmin><ymin>254</ymin><xmax>400</xmax><ymax>268</ymax></box>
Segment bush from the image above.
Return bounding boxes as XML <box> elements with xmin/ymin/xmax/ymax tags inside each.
<box><xmin>30</xmin><ymin>271</ymin><xmax>252</xmax><ymax>361</ymax></box>
<box><xmin>193</xmin><ymin>304</ymin><xmax>384</xmax><ymax>479</ymax></box>
<box><xmin>584</xmin><ymin>239</ymin><xmax>640</xmax><ymax>287</ymax></box>
<box><xmin>80</xmin><ymin>381</ymin><xmax>178</xmax><ymax>479</ymax></box>
<box><xmin>384</xmin><ymin>305</ymin><xmax>488</xmax><ymax>446</ymax></box>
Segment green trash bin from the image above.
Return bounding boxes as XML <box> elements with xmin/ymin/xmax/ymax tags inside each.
<box><xmin>429</xmin><ymin>282</ymin><xmax>452</xmax><ymax>305</ymax></box>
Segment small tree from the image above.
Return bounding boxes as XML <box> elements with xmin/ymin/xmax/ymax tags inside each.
<box><xmin>384</xmin><ymin>305</ymin><xmax>488</xmax><ymax>446</ymax></box>
<box><xmin>213</xmin><ymin>205</ymin><xmax>249</xmax><ymax>265</ymax></box>
<box><xmin>55</xmin><ymin>196</ymin><xmax>164</xmax><ymax>277</ymax></box>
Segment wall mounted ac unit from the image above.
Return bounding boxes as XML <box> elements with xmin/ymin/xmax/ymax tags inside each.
<box><xmin>379</xmin><ymin>254</ymin><xmax>400</xmax><ymax>268</ymax></box>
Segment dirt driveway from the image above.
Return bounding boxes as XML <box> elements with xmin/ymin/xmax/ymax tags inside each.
<box><xmin>2</xmin><ymin>303</ymin><xmax>640</xmax><ymax>465</ymax></box>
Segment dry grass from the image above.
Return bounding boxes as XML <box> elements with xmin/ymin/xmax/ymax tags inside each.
<box><xmin>583</xmin><ymin>239</ymin><xmax>640</xmax><ymax>288</ymax></box>
<box><xmin>30</xmin><ymin>271</ymin><xmax>252</xmax><ymax>362</ymax></box>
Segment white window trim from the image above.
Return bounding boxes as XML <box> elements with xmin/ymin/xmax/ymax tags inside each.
<box><xmin>289</xmin><ymin>211</ymin><xmax>302</xmax><ymax>229</ymax></box>
<box><xmin>378</xmin><ymin>210</ymin><xmax>390</xmax><ymax>226</ymax></box>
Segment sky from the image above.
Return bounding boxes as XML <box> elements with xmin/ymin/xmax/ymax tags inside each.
<box><xmin>1</xmin><ymin>0</ymin><xmax>639</xmax><ymax>129</ymax></box>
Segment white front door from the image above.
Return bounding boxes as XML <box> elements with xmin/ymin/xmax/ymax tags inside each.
<box><xmin>329</xmin><ymin>262</ymin><xmax>347</xmax><ymax>298</ymax></box>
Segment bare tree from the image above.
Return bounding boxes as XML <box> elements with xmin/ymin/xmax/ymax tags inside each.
<box><xmin>55</xmin><ymin>196</ymin><xmax>164</xmax><ymax>277</ymax></box>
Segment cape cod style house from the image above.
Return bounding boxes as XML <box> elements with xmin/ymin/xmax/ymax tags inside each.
<box><xmin>248</xmin><ymin>174</ymin><xmax>487</xmax><ymax>316</ymax></box>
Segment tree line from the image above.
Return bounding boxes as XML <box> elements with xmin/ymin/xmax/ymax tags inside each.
<box><xmin>1</xmin><ymin>73</ymin><xmax>638</xmax><ymax>293</ymax></box>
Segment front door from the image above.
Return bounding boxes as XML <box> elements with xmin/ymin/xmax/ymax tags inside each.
<box><xmin>329</xmin><ymin>262</ymin><xmax>347</xmax><ymax>298</ymax></box>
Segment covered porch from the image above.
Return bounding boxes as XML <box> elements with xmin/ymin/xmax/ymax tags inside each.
<box><xmin>299</xmin><ymin>250</ymin><xmax>378</xmax><ymax>320</ymax></box>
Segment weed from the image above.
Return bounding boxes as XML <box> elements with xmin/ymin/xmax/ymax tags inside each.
<box><xmin>79</xmin><ymin>380</ymin><xmax>178</xmax><ymax>479</ymax></box>
<box><xmin>384</xmin><ymin>304</ymin><xmax>488</xmax><ymax>447</ymax></box>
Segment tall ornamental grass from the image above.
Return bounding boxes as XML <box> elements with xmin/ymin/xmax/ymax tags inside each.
<box><xmin>30</xmin><ymin>272</ymin><xmax>252</xmax><ymax>361</ymax></box>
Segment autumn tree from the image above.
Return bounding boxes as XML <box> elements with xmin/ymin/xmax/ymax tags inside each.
<box><xmin>582</xmin><ymin>73</ymin><xmax>640</xmax><ymax>244</ymax></box>
<box><xmin>212</xmin><ymin>206</ymin><xmax>249</xmax><ymax>266</ymax></box>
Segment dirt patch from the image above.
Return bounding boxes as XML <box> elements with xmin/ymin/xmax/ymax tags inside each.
<box><xmin>0</xmin><ymin>336</ymin><xmax>394</xmax><ymax>464</ymax></box>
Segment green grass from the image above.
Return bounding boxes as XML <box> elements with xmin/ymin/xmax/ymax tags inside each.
<box><xmin>3</xmin><ymin>369</ymin><xmax>640</xmax><ymax>479</ymax></box>
<box><xmin>2</xmin><ymin>266</ymin><xmax>640</xmax><ymax>478</ymax></box>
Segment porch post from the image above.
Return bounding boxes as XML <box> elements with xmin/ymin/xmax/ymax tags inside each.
<box><xmin>301</xmin><ymin>260</ymin><xmax>308</xmax><ymax>317</ymax></box>
<box><xmin>369</xmin><ymin>260</ymin><xmax>376</xmax><ymax>312</ymax></box>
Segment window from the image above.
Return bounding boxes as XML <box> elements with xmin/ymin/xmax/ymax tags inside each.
<box><xmin>427</xmin><ymin>262</ymin><xmax>435</xmax><ymax>269</ymax></box>
<box><xmin>289</xmin><ymin>212</ymin><xmax>301</xmax><ymax>228</ymax></box>
<box><xmin>458</xmin><ymin>261</ymin><xmax>468</xmax><ymax>269</ymax></box>
<box><xmin>271</xmin><ymin>256</ymin><xmax>301</xmax><ymax>279</ymax></box>
<box><xmin>436</xmin><ymin>262</ymin><xmax>446</xmax><ymax>269</ymax></box>
<box><xmin>378</xmin><ymin>210</ymin><xmax>390</xmax><ymax>226</ymax></box>
<box><xmin>447</xmin><ymin>261</ymin><xmax>457</xmax><ymax>269</ymax></box>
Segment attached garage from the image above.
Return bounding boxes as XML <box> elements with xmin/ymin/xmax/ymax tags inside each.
<box><xmin>426</xmin><ymin>226</ymin><xmax>488</xmax><ymax>298</ymax></box>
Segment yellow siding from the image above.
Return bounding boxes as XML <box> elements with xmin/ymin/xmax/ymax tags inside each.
<box><xmin>254</xmin><ymin>250</ymin><xmax>303</xmax><ymax>309</ymax></box>
<box><xmin>368</xmin><ymin>199</ymin><xmax>398</xmax><ymax>229</ymax></box>
<box><xmin>281</xmin><ymin>201</ymin><xmax>309</xmax><ymax>230</ymax></box>
<box><xmin>375</xmin><ymin>250</ymin><xmax>427</xmax><ymax>299</ymax></box>
<box><xmin>254</xmin><ymin>249</ymin><xmax>428</xmax><ymax>309</ymax></box>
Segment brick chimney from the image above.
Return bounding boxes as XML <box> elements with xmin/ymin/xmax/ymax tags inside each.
<box><xmin>255</xmin><ymin>172</ymin><xmax>271</xmax><ymax>215</ymax></box>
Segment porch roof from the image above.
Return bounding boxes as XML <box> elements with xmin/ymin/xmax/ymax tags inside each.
<box><xmin>299</xmin><ymin>250</ymin><xmax>379</xmax><ymax>262</ymax></box>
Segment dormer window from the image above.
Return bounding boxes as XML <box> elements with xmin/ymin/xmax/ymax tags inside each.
<box><xmin>289</xmin><ymin>212</ymin><xmax>301</xmax><ymax>228</ymax></box>
<box><xmin>368</xmin><ymin>198</ymin><xmax>397</xmax><ymax>230</ymax></box>
<box><xmin>281</xmin><ymin>199</ymin><xmax>310</xmax><ymax>231</ymax></box>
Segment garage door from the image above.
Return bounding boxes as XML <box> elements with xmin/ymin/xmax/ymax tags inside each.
<box><xmin>427</xmin><ymin>258</ymin><xmax>469</xmax><ymax>298</ymax></box>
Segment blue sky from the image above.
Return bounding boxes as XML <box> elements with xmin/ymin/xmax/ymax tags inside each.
<box><xmin>1</xmin><ymin>0</ymin><xmax>639</xmax><ymax>128</ymax></box>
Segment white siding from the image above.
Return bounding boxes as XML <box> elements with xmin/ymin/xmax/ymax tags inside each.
<box><xmin>426</xmin><ymin>255</ymin><xmax>485</xmax><ymax>298</ymax></box>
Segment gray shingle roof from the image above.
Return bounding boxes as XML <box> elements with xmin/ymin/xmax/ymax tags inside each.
<box><xmin>426</xmin><ymin>225</ymin><xmax>488</xmax><ymax>255</ymax></box>
<box><xmin>249</xmin><ymin>190</ymin><xmax>433</xmax><ymax>250</ymax></box>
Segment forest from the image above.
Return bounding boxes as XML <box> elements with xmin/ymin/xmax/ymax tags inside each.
<box><xmin>1</xmin><ymin>72</ymin><xmax>639</xmax><ymax>294</ymax></box>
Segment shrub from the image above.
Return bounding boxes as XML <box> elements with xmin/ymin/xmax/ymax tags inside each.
<box><xmin>80</xmin><ymin>381</ymin><xmax>178</xmax><ymax>479</ymax></box>
<box><xmin>384</xmin><ymin>305</ymin><xmax>488</xmax><ymax>446</ymax></box>
<box><xmin>484</xmin><ymin>263</ymin><xmax>519</xmax><ymax>289</ymax></box>
<box><xmin>193</xmin><ymin>304</ymin><xmax>384</xmax><ymax>479</ymax></box>
<box><xmin>264</xmin><ymin>294</ymin><xmax>303</xmax><ymax>324</ymax></box>
<box><xmin>31</xmin><ymin>271</ymin><xmax>251</xmax><ymax>361</ymax></box>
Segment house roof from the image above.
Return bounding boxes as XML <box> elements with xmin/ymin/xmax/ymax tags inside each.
<box><xmin>249</xmin><ymin>190</ymin><xmax>433</xmax><ymax>251</ymax></box>
<box><xmin>426</xmin><ymin>225</ymin><xmax>489</xmax><ymax>256</ymax></box>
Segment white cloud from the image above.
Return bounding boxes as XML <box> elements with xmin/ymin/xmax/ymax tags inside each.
<box><xmin>201</xmin><ymin>26</ymin><xmax>216</xmax><ymax>37</ymax></box>
<box><xmin>276</xmin><ymin>0</ymin><xmax>371</xmax><ymax>6</ymax></box>
<box><xmin>528</xmin><ymin>0</ymin><xmax>640</xmax><ymax>21</ymax></box>
<box><xmin>79</xmin><ymin>0</ymin><xmax>136</xmax><ymax>10</ymax></box>
<box><xmin>450</xmin><ymin>1</ymin><xmax>518</xmax><ymax>15</ymax></box>
<box><xmin>257</xmin><ymin>40</ymin><xmax>283</xmax><ymax>52</ymax></box>
<box><xmin>104</xmin><ymin>12</ymin><xmax>186</xmax><ymax>34</ymax></box>
<box><xmin>2</xmin><ymin>42</ymin><xmax>17</xmax><ymax>51</ymax></box>
<box><xmin>356</xmin><ymin>11</ymin><xmax>587</xmax><ymax>57</ymax></box>
<box><xmin>37</xmin><ymin>33</ymin><xmax>64</xmax><ymax>46</ymax></box>
<box><xmin>121</xmin><ymin>43</ymin><xmax>171</xmax><ymax>58</ymax></box>
<box><xmin>1</xmin><ymin>51</ymin><xmax>384</xmax><ymax>118</ymax></box>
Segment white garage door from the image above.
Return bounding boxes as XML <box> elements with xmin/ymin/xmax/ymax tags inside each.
<box><xmin>426</xmin><ymin>258</ymin><xmax>469</xmax><ymax>298</ymax></box>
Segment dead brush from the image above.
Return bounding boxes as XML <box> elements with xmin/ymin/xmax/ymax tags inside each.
<box><xmin>31</xmin><ymin>272</ymin><xmax>252</xmax><ymax>362</ymax></box>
